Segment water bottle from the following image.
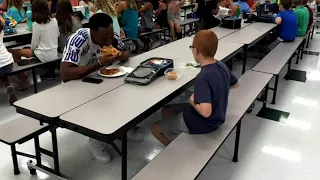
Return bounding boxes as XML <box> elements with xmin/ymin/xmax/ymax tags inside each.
<box><xmin>26</xmin><ymin>7</ymin><xmax>32</xmax><ymax>30</ymax></box>
<box><xmin>84</xmin><ymin>7</ymin><xmax>89</xmax><ymax>19</ymax></box>
<box><xmin>235</xmin><ymin>6</ymin><xmax>241</xmax><ymax>18</ymax></box>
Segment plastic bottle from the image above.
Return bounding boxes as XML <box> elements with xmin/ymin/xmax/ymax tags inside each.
<box><xmin>26</xmin><ymin>7</ymin><xmax>32</xmax><ymax>30</ymax></box>
<box><xmin>84</xmin><ymin>7</ymin><xmax>90</xmax><ymax>19</ymax></box>
<box><xmin>235</xmin><ymin>6</ymin><xmax>241</xmax><ymax>17</ymax></box>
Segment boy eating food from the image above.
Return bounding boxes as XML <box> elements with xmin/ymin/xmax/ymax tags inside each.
<box><xmin>151</xmin><ymin>30</ymin><xmax>239</xmax><ymax>146</ymax></box>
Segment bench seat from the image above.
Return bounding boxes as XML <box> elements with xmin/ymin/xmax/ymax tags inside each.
<box><xmin>132</xmin><ymin>71</ymin><xmax>273</xmax><ymax>180</ymax></box>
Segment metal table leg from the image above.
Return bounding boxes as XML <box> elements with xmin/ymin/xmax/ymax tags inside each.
<box><xmin>232</xmin><ymin>121</ymin><xmax>242</xmax><ymax>162</ymax></box>
<box><xmin>122</xmin><ymin>133</ymin><xmax>127</xmax><ymax>180</ymax></box>
<box><xmin>242</xmin><ymin>45</ymin><xmax>248</xmax><ymax>74</ymax></box>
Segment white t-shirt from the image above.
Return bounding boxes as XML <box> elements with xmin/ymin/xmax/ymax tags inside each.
<box><xmin>62</xmin><ymin>28</ymin><xmax>126</xmax><ymax>66</ymax></box>
<box><xmin>32</xmin><ymin>18</ymin><xmax>60</xmax><ymax>63</ymax></box>
<box><xmin>0</xmin><ymin>32</ymin><xmax>13</xmax><ymax>68</ymax></box>
<box><xmin>215</xmin><ymin>6</ymin><xmax>229</xmax><ymax>20</ymax></box>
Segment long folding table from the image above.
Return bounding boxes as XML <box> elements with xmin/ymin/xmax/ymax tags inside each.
<box><xmin>14</xmin><ymin>36</ymin><xmax>244</xmax><ymax>179</ymax></box>
<box><xmin>221</xmin><ymin>22</ymin><xmax>278</xmax><ymax>74</ymax></box>
<box><xmin>4</xmin><ymin>23</ymin><xmax>32</xmax><ymax>43</ymax></box>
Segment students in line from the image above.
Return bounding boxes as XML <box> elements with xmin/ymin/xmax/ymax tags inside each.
<box><xmin>60</xmin><ymin>13</ymin><xmax>143</xmax><ymax>163</ymax></box>
<box><xmin>0</xmin><ymin>22</ymin><xmax>17</xmax><ymax>105</ymax></box>
<box><xmin>95</xmin><ymin>0</ymin><xmax>121</xmax><ymax>36</ymax></box>
<box><xmin>168</xmin><ymin>0</ymin><xmax>185</xmax><ymax>40</ymax></box>
<box><xmin>302</xmin><ymin>0</ymin><xmax>314</xmax><ymax>32</ymax></box>
<box><xmin>116</xmin><ymin>0</ymin><xmax>140</xmax><ymax>52</ymax></box>
<box><xmin>10</xmin><ymin>0</ymin><xmax>59</xmax><ymax>82</ymax></box>
<box><xmin>7</xmin><ymin>0</ymin><xmax>26</xmax><ymax>23</ymax></box>
<box><xmin>293</xmin><ymin>0</ymin><xmax>309</xmax><ymax>36</ymax></box>
<box><xmin>274</xmin><ymin>0</ymin><xmax>297</xmax><ymax>42</ymax></box>
<box><xmin>152</xmin><ymin>30</ymin><xmax>239</xmax><ymax>146</ymax></box>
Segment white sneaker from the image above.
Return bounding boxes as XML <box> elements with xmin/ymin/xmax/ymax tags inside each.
<box><xmin>88</xmin><ymin>138</ymin><xmax>111</xmax><ymax>163</ymax></box>
<box><xmin>127</xmin><ymin>129</ymin><xmax>144</xmax><ymax>142</ymax></box>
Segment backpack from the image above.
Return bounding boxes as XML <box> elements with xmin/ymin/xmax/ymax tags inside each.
<box><xmin>256</xmin><ymin>3</ymin><xmax>279</xmax><ymax>23</ymax></box>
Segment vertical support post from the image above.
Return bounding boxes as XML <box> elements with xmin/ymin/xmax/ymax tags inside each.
<box><xmin>11</xmin><ymin>144</ymin><xmax>20</xmax><ymax>175</ymax></box>
<box><xmin>263</xmin><ymin>83</ymin><xmax>269</xmax><ymax>108</ymax></box>
<box><xmin>34</xmin><ymin>136</ymin><xmax>42</xmax><ymax>165</ymax></box>
<box><xmin>122</xmin><ymin>133</ymin><xmax>127</xmax><ymax>180</ymax></box>
<box><xmin>31</xmin><ymin>69</ymin><xmax>38</xmax><ymax>94</ymax></box>
<box><xmin>242</xmin><ymin>45</ymin><xmax>248</xmax><ymax>74</ymax></box>
<box><xmin>271</xmin><ymin>75</ymin><xmax>279</xmax><ymax>104</ymax></box>
<box><xmin>51</xmin><ymin>128</ymin><xmax>60</xmax><ymax>175</ymax></box>
<box><xmin>232</xmin><ymin>121</ymin><xmax>242</xmax><ymax>162</ymax></box>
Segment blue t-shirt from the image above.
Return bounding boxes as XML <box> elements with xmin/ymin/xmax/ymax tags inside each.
<box><xmin>183</xmin><ymin>61</ymin><xmax>238</xmax><ymax>134</ymax></box>
<box><xmin>276</xmin><ymin>10</ymin><xmax>297</xmax><ymax>41</ymax></box>
<box><xmin>234</xmin><ymin>1</ymin><xmax>251</xmax><ymax>14</ymax></box>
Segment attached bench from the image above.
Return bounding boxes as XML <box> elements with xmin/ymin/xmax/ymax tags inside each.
<box><xmin>132</xmin><ymin>70</ymin><xmax>273</xmax><ymax>180</ymax></box>
<box><xmin>252</xmin><ymin>38</ymin><xmax>304</xmax><ymax>104</ymax></box>
<box><xmin>0</xmin><ymin>116</ymin><xmax>49</xmax><ymax>175</ymax></box>
<box><xmin>180</xmin><ymin>18</ymin><xmax>199</xmax><ymax>37</ymax></box>
<box><xmin>6</xmin><ymin>53</ymin><xmax>63</xmax><ymax>94</ymax></box>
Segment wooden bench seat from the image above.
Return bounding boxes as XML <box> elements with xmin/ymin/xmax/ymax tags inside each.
<box><xmin>132</xmin><ymin>71</ymin><xmax>273</xmax><ymax>180</ymax></box>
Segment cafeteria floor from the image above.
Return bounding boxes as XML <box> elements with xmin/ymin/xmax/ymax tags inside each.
<box><xmin>1</xmin><ymin>32</ymin><xmax>320</xmax><ymax>180</ymax></box>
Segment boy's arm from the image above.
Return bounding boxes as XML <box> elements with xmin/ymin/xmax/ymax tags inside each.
<box><xmin>230</xmin><ymin>71</ymin><xmax>239</xmax><ymax>89</ymax></box>
<box><xmin>227</xmin><ymin>0</ymin><xmax>236</xmax><ymax>16</ymax></box>
<box><xmin>31</xmin><ymin>23</ymin><xmax>40</xmax><ymax>50</ymax></box>
<box><xmin>139</xmin><ymin>2</ymin><xmax>152</xmax><ymax>13</ymax></box>
<box><xmin>252</xmin><ymin>1</ymin><xmax>260</xmax><ymax>11</ymax></box>
<box><xmin>275</xmin><ymin>17</ymin><xmax>282</xmax><ymax>24</ymax></box>
<box><xmin>190</xmin><ymin>76</ymin><xmax>213</xmax><ymax>118</ymax></box>
<box><xmin>190</xmin><ymin>94</ymin><xmax>212</xmax><ymax>118</ymax></box>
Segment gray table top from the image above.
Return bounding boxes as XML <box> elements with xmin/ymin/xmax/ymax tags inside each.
<box><xmin>13</xmin><ymin>52</ymin><xmax>177</xmax><ymax>118</ymax></box>
<box><xmin>220</xmin><ymin>22</ymin><xmax>277</xmax><ymax>45</ymax></box>
<box><xmin>131</xmin><ymin>71</ymin><xmax>273</xmax><ymax>180</ymax></box>
<box><xmin>3</xmin><ymin>23</ymin><xmax>31</xmax><ymax>39</ymax></box>
<box><xmin>59</xmin><ymin>40</ymin><xmax>244</xmax><ymax>135</ymax></box>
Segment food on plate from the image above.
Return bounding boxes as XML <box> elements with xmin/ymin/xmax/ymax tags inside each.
<box><xmin>102</xmin><ymin>46</ymin><xmax>120</xmax><ymax>56</ymax></box>
<box><xmin>100</xmin><ymin>68</ymin><xmax>120</xmax><ymax>75</ymax></box>
<box><xmin>167</xmin><ymin>71</ymin><xmax>177</xmax><ymax>80</ymax></box>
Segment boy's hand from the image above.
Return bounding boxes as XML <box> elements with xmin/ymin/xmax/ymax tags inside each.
<box><xmin>190</xmin><ymin>93</ymin><xmax>195</xmax><ymax>104</ymax></box>
<box><xmin>99</xmin><ymin>53</ymin><xmax>120</xmax><ymax>66</ymax></box>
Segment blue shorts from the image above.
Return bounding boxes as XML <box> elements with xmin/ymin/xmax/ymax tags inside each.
<box><xmin>0</xmin><ymin>63</ymin><xmax>13</xmax><ymax>77</ymax></box>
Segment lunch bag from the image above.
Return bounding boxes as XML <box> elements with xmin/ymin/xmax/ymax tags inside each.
<box><xmin>221</xmin><ymin>16</ymin><xmax>241</xmax><ymax>29</ymax></box>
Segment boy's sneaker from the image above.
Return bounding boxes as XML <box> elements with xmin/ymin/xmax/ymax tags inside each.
<box><xmin>88</xmin><ymin>138</ymin><xmax>111</xmax><ymax>163</ymax></box>
<box><xmin>6</xmin><ymin>86</ymin><xmax>17</xmax><ymax>105</ymax></box>
<box><xmin>127</xmin><ymin>129</ymin><xmax>144</xmax><ymax>142</ymax></box>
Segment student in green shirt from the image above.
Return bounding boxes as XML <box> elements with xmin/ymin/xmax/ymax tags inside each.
<box><xmin>293</xmin><ymin>0</ymin><xmax>310</xmax><ymax>36</ymax></box>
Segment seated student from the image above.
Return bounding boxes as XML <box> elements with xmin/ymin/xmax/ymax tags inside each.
<box><xmin>293</xmin><ymin>0</ymin><xmax>309</xmax><ymax>36</ymax></box>
<box><xmin>60</xmin><ymin>13</ymin><xmax>143</xmax><ymax>163</ymax></box>
<box><xmin>56</xmin><ymin>0</ymin><xmax>82</xmax><ymax>53</ymax></box>
<box><xmin>215</xmin><ymin>0</ymin><xmax>236</xmax><ymax>20</ymax></box>
<box><xmin>234</xmin><ymin>0</ymin><xmax>251</xmax><ymax>14</ymax></box>
<box><xmin>116</xmin><ymin>0</ymin><xmax>140</xmax><ymax>52</ymax></box>
<box><xmin>154</xmin><ymin>0</ymin><xmax>169</xmax><ymax>29</ymax></box>
<box><xmin>186</xmin><ymin>0</ymin><xmax>206</xmax><ymax>34</ymax></box>
<box><xmin>303</xmin><ymin>0</ymin><xmax>314</xmax><ymax>31</ymax></box>
<box><xmin>95</xmin><ymin>0</ymin><xmax>121</xmax><ymax>36</ymax></box>
<box><xmin>0</xmin><ymin>0</ymin><xmax>8</xmax><ymax>10</ymax></box>
<box><xmin>7</xmin><ymin>0</ymin><xmax>27</xmax><ymax>23</ymax></box>
<box><xmin>48</xmin><ymin>0</ymin><xmax>58</xmax><ymax>13</ymax></box>
<box><xmin>252</xmin><ymin>0</ymin><xmax>270</xmax><ymax>11</ymax></box>
<box><xmin>274</xmin><ymin>0</ymin><xmax>297</xmax><ymax>42</ymax></box>
<box><xmin>138</xmin><ymin>0</ymin><xmax>155</xmax><ymax>32</ymax></box>
<box><xmin>199</xmin><ymin>0</ymin><xmax>220</xmax><ymax>30</ymax></box>
<box><xmin>308</xmin><ymin>0</ymin><xmax>317</xmax><ymax>19</ymax></box>
<box><xmin>10</xmin><ymin>0</ymin><xmax>59</xmax><ymax>85</ymax></box>
<box><xmin>79</xmin><ymin>0</ymin><xmax>96</xmax><ymax>13</ymax></box>
<box><xmin>0</xmin><ymin>22</ymin><xmax>17</xmax><ymax>105</ymax></box>
<box><xmin>152</xmin><ymin>30</ymin><xmax>239</xmax><ymax>146</ymax></box>
<box><xmin>167</xmin><ymin>0</ymin><xmax>185</xmax><ymax>41</ymax></box>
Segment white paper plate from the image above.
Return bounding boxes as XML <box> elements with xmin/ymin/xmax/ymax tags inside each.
<box><xmin>98</xmin><ymin>66</ymin><xmax>127</xmax><ymax>78</ymax></box>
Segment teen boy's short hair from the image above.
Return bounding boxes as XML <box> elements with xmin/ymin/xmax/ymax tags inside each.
<box><xmin>292</xmin><ymin>0</ymin><xmax>302</xmax><ymax>6</ymax></box>
<box><xmin>281</xmin><ymin>0</ymin><xmax>293</xmax><ymax>9</ymax></box>
<box><xmin>193</xmin><ymin>30</ymin><xmax>218</xmax><ymax>57</ymax></box>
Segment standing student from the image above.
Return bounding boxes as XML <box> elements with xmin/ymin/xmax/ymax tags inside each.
<box><xmin>10</xmin><ymin>0</ymin><xmax>60</xmax><ymax>81</ymax></box>
<box><xmin>293</xmin><ymin>0</ymin><xmax>309</xmax><ymax>36</ymax></box>
<box><xmin>274</xmin><ymin>0</ymin><xmax>297</xmax><ymax>41</ymax></box>
<box><xmin>0</xmin><ymin>0</ymin><xmax>8</xmax><ymax>10</ymax></box>
<box><xmin>7</xmin><ymin>0</ymin><xmax>27</xmax><ymax>23</ymax></box>
<box><xmin>61</xmin><ymin>13</ymin><xmax>143</xmax><ymax>163</ymax></box>
<box><xmin>167</xmin><ymin>0</ymin><xmax>185</xmax><ymax>40</ymax></box>
<box><xmin>303</xmin><ymin>0</ymin><xmax>313</xmax><ymax>31</ymax></box>
<box><xmin>0</xmin><ymin>22</ymin><xmax>17</xmax><ymax>105</ymax></box>
<box><xmin>152</xmin><ymin>30</ymin><xmax>239</xmax><ymax>145</ymax></box>
<box><xmin>116</xmin><ymin>0</ymin><xmax>140</xmax><ymax>52</ymax></box>
<box><xmin>199</xmin><ymin>0</ymin><xmax>220</xmax><ymax>30</ymax></box>
<box><xmin>95</xmin><ymin>0</ymin><xmax>121</xmax><ymax>36</ymax></box>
